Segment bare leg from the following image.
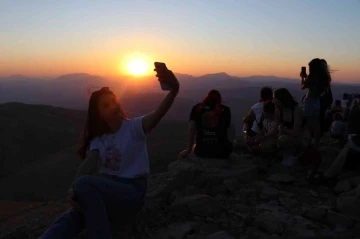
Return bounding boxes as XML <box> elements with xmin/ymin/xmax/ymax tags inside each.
<box><xmin>323</xmin><ymin>142</ymin><xmax>350</xmax><ymax>178</ymax></box>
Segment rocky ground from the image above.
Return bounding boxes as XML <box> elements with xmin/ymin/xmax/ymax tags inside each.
<box><xmin>1</xmin><ymin>134</ymin><xmax>360</xmax><ymax>239</ymax></box>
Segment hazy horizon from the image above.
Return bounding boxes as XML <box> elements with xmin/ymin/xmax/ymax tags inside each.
<box><xmin>1</xmin><ymin>1</ymin><xmax>360</xmax><ymax>82</ymax></box>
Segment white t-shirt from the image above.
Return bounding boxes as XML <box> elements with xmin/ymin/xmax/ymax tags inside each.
<box><xmin>251</xmin><ymin>102</ymin><xmax>264</xmax><ymax>135</ymax></box>
<box><xmin>341</xmin><ymin>99</ymin><xmax>349</xmax><ymax>108</ymax></box>
<box><xmin>330</xmin><ymin>121</ymin><xmax>346</xmax><ymax>136</ymax></box>
<box><xmin>263</xmin><ymin>118</ymin><xmax>276</xmax><ymax>135</ymax></box>
<box><xmin>89</xmin><ymin>117</ymin><xmax>149</xmax><ymax>178</ymax></box>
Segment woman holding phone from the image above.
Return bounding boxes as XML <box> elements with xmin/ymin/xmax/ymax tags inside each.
<box><xmin>40</xmin><ymin>66</ymin><xmax>179</xmax><ymax>239</ymax></box>
<box><xmin>301</xmin><ymin>58</ymin><xmax>331</xmax><ymax>148</ymax></box>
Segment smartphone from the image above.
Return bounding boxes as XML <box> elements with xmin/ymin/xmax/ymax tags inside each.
<box><xmin>154</xmin><ymin>62</ymin><xmax>171</xmax><ymax>91</ymax></box>
<box><xmin>301</xmin><ymin>66</ymin><xmax>307</xmax><ymax>77</ymax></box>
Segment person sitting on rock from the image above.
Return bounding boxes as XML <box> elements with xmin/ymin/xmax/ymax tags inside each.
<box><xmin>308</xmin><ymin>106</ymin><xmax>360</xmax><ymax>185</ymax></box>
<box><xmin>341</xmin><ymin>93</ymin><xmax>351</xmax><ymax>120</ymax></box>
<box><xmin>243</xmin><ymin>86</ymin><xmax>273</xmax><ymax>149</ymax></box>
<box><xmin>178</xmin><ymin>89</ymin><xmax>235</xmax><ymax>159</ymax></box>
<box><xmin>329</xmin><ymin>113</ymin><xmax>346</xmax><ymax>138</ymax></box>
<box><xmin>271</xmin><ymin>88</ymin><xmax>310</xmax><ymax>166</ymax></box>
<box><xmin>351</xmin><ymin>95</ymin><xmax>360</xmax><ymax>110</ymax></box>
<box><xmin>249</xmin><ymin>102</ymin><xmax>278</xmax><ymax>154</ymax></box>
<box><xmin>40</xmin><ymin>69</ymin><xmax>180</xmax><ymax>239</ymax></box>
<box><xmin>332</xmin><ymin>100</ymin><xmax>342</xmax><ymax>114</ymax></box>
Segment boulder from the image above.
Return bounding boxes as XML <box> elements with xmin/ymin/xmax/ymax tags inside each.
<box><xmin>169</xmin><ymin>194</ymin><xmax>222</xmax><ymax>217</ymax></box>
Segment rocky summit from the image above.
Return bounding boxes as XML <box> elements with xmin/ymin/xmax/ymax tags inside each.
<box><xmin>1</xmin><ymin>133</ymin><xmax>360</xmax><ymax>239</ymax></box>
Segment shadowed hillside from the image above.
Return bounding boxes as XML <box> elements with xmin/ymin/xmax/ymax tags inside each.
<box><xmin>0</xmin><ymin>103</ymin><xmax>191</xmax><ymax>178</ymax></box>
<box><xmin>0</xmin><ymin>103</ymin><xmax>85</xmax><ymax>177</ymax></box>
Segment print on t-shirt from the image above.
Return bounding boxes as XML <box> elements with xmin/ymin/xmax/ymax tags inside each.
<box><xmin>103</xmin><ymin>145</ymin><xmax>121</xmax><ymax>170</ymax></box>
<box><xmin>189</xmin><ymin>103</ymin><xmax>231</xmax><ymax>157</ymax></box>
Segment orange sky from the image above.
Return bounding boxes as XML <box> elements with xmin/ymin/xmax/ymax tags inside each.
<box><xmin>1</xmin><ymin>1</ymin><xmax>360</xmax><ymax>82</ymax></box>
<box><xmin>1</xmin><ymin>49</ymin><xmax>358</xmax><ymax>82</ymax></box>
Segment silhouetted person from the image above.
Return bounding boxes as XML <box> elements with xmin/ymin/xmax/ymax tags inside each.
<box><xmin>341</xmin><ymin>93</ymin><xmax>350</xmax><ymax>120</ymax></box>
<box><xmin>330</xmin><ymin>113</ymin><xmax>346</xmax><ymax>138</ymax></box>
<box><xmin>40</xmin><ymin>69</ymin><xmax>180</xmax><ymax>239</ymax></box>
<box><xmin>301</xmin><ymin>58</ymin><xmax>331</xmax><ymax>148</ymax></box>
<box><xmin>319</xmin><ymin>59</ymin><xmax>333</xmax><ymax>135</ymax></box>
<box><xmin>243</xmin><ymin>87</ymin><xmax>273</xmax><ymax>136</ymax></box>
<box><xmin>243</xmin><ymin>87</ymin><xmax>273</xmax><ymax>150</ymax></box>
<box><xmin>248</xmin><ymin>101</ymin><xmax>278</xmax><ymax>154</ymax></box>
<box><xmin>332</xmin><ymin>100</ymin><xmax>342</xmax><ymax>114</ymax></box>
<box><xmin>271</xmin><ymin>88</ymin><xmax>309</xmax><ymax>166</ymax></box>
<box><xmin>178</xmin><ymin>90</ymin><xmax>234</xmax><ymax>159</ymax></box>
<box><xmin>308</xmin><ymin>106</ymin><xmax>360</xmax><ymax>184</ymax></box>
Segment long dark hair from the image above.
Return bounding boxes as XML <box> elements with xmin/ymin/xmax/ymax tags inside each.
<box><xmin>197</xmin><ymin>89</ymin><xmax>222</xmax><ymax>115</ymax></box>
<box><xmin>77</xmin><ymin>87</ymin><xmax>127</xmax><ymax>160</ymax></box>
<box><xmin>274</xmin><ymin>88</ymin><xmax>298</xmax><ymax>109</ymax></box>
<box><xmin>260</xmin><ymin>86</ymin><xmax>273</xmax><ymax>102</ymax></box>
<box><xmin>307</xmin><ymin>58</ymin><xmax>331</xmax><ymax>93</ymax></box>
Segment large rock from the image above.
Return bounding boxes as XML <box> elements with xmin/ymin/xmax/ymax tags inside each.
<box><xmin>334</xmin><ymin>180</ymin><xmax>352</xmax><ymax>195</ymax></box>
<box><xmin>327</xmin><ymin>210</ymin><xmax>354</xmax><ymax>228</ymax></box>
<box><xmin>206</xmin><ymin>231</ymin><xmax>235</xmax><ymax>239</ymax></box>
<box><xmin>169</xmin><ymin>194</ymin><xmax>222</xmax><ymax>217</ymax></box>
<box><xmin>336</xmin><ymin>196</ymin><xmax>360</xmax><ymax>221</ymax></box>
<box><xmin>267</xmin><ymin>173</ymin><xmax>295</xmax><ymax>183</ymax></box>
<box><xmin>155</xmin><ymin>222</ymin><xmax>194</xmax><ymax>239</ymax></box>
<box><xmin>255</xmin><ymin>210</ymin><xmax>291</xmax><ymax>234</ymax></box>
<box><xmin>301</xmin><ymin>205</ymin><xmax>328</xmax><ymax>223</ymax></box>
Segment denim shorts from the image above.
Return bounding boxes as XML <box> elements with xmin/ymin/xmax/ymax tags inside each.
<box><xmin>303</xmin><ymin>97</ymin><xmax>320</xmax><ymax>116</ymax></box>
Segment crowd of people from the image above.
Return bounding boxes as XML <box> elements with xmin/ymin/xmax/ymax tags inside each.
<box><xmin>39</xmin><ymin>60</ymin><xmax>360</xmax><ymax>239</ymax></box>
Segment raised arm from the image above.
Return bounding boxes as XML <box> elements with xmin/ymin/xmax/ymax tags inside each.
<box><xmin>301</xmin><ymin>77</ymin><xmax>308</xmax><ymax>90</ymax></box>
<box><xmin>142</xmin><ymin>70</ymin><xmax>179</xmax><ymax>133</ymax></box>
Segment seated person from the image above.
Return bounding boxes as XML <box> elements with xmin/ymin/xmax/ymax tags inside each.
<box><xmin>178</xmin><ymin>90</ymin><xmax>234</xmax><ymax>159</ymax></box>
<box><xmin>308</xmin><ymin>106</ymin><xmax>360</xmax><ymax>184</ymax></box>
<box><xmin>246</xmin><ymin>102</ymin><xmax>277</xmax><ymax>154</ymax></box>
<box><xmin>329</xmin><ymin>113</ymin><xmax>346</xmax><ymax>138</ymax></box>
<box><xmin>352</xmin><ymin>95</ymin><xmax>360</xmax><ymax>110</ymax></box>
<box><xmin>40</xmin><ymin>68</ymin><xmax>180</xmax><ymax>239</ymax></box>
<box><xmin>243</xmin><ymin>86</ymin><xmax>273</xmax><ymax>145</ymax></box>
<box><xmin>271</xmin><ymin>88</ymin><xmax>310</xmax><ymax>166</ymax></box>
<box><xmin>341</xmin><ymin>93</ymin><xmax>350</xmax><ymax>120</ymax></box>
<box><xmin>331</xmin><ymin>100</ymin><xmax>342</xmax><ymax>114</ymax></box>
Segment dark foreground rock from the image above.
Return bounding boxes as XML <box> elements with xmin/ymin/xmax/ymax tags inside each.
<box><xmin>2</xmin><ymin>134</ymin><xmax>360</xmax><ymax>239</ymax></box>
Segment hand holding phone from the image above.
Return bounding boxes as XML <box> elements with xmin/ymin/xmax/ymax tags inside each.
<box><xmin>300</xmin><ymin>66</ymin><xmax>307</xmax><ymax>79</ymax></box>
<box><xmin>154</xmin><ymin>62</ymin><xmax>179</xmax><ymax>92</ymax></box>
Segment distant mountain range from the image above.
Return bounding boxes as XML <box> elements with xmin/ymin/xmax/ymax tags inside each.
<box><xmin>1</xmin><ymin>72</ymin><xmax>359</xmax><ymax>129</ymax></box>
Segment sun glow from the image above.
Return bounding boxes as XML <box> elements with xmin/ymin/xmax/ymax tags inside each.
<box><xmin>126</xmin><ymin>56</ymin><xmax>150</xmax><ymax>76</ymax></box>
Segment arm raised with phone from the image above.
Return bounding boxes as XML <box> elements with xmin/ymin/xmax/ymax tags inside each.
<box><xmin>142</xmin><ymin>63</ymin><xmax>180</xmax><ymax>133</ymax></box>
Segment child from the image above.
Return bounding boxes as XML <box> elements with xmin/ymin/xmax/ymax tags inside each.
<box><xmin>330</xmin><ymin>113</ymin><xmax>346</xmax><ymax>138</ymax></box>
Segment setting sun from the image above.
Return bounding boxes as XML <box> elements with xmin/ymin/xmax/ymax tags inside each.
<box><xmin>126</xmin><ymin>57</ymin><xmax>150</xmax><ymax>76</ymax></box>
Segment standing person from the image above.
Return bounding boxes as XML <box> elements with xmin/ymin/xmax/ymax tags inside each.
<box><xmin>319</xmin><ymin>59</ymin><xmax>333</xmax><ymax>135</ymax></box>
<box><xmin>301</xmin><ymin>58</ymin><xmax>331</xmax><ymax>148</ymax></box>
<box><xmin>178</xmin><ymin>90</ymin><xmax>234</xmax><ymax>159</ymax></box>
<box><xmin>40</xmin><ymin>68</ymin><xmax>180</xmax><ymax>239</ymax></box>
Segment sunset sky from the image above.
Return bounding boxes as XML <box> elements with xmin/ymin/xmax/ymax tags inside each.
<box><xmin>1</xmin><ymin>0</ymin><xmax>360</xmax><ymax>82</ymax></box>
